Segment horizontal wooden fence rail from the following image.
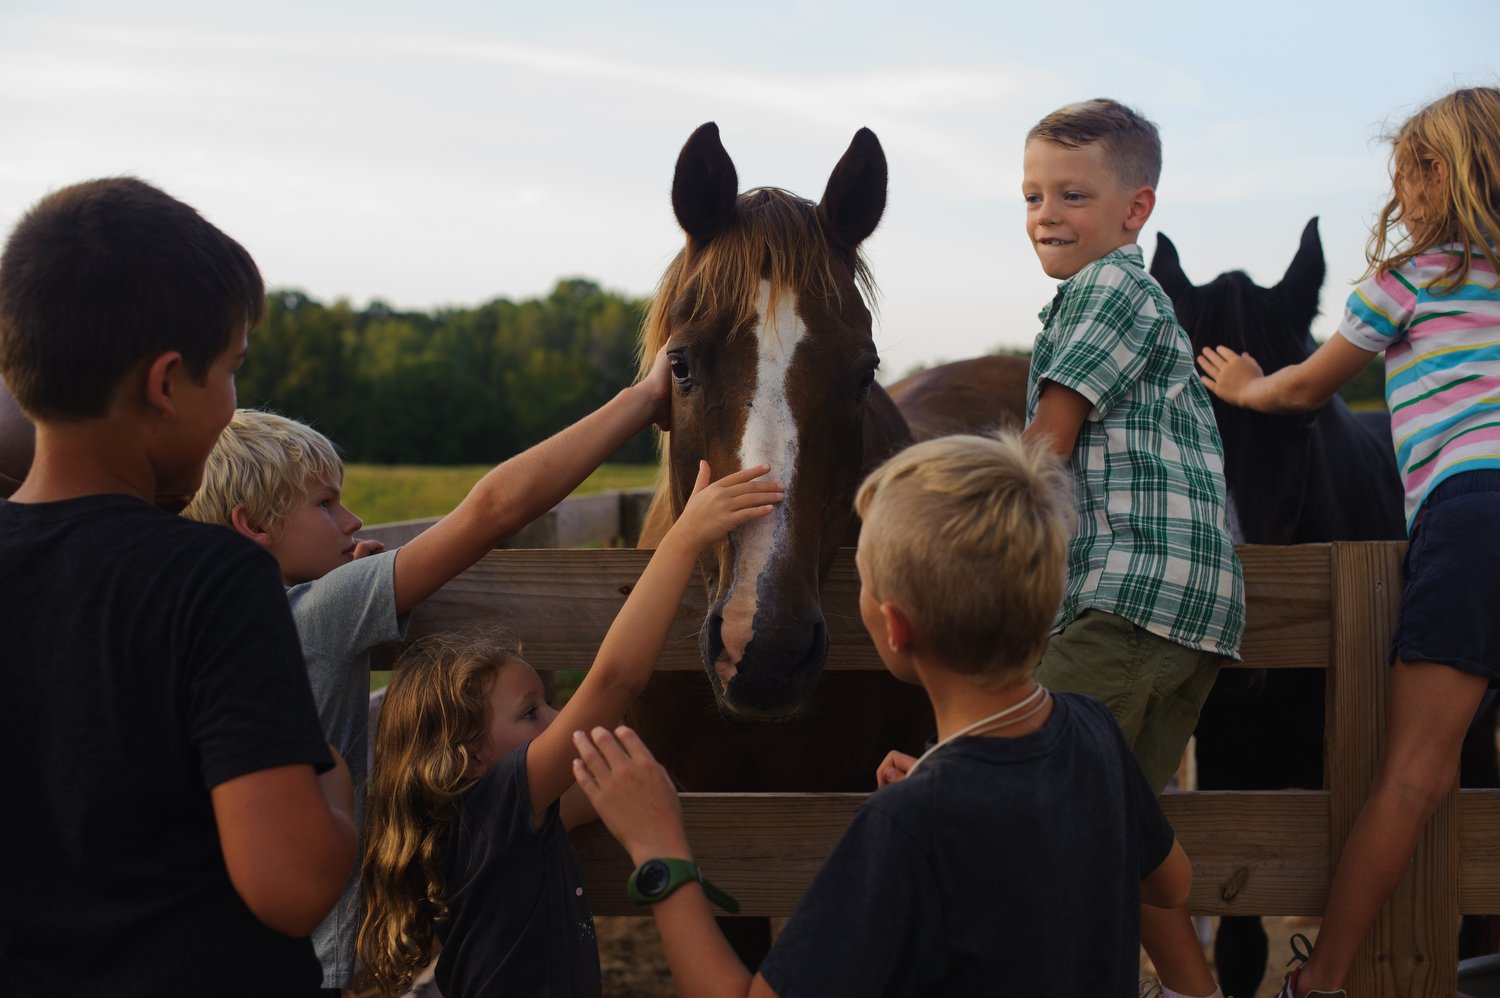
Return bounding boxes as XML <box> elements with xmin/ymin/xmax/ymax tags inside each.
<box><xmin>390</xmin><ymin>544</ymin><xmax>1334</xmax><ymax>673</ymax></box>
<box><xmin>372</xmin><ymin>539</ymin><xmax>1498</xmax><ymax>995</ymax></box>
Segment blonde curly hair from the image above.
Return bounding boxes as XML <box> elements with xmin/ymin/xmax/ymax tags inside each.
<box><xmin>356</xmin><ymin>628</ymin><xmax>523</xmax><ymax>995</ymax></box>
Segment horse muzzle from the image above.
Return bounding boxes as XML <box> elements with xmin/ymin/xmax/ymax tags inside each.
<box><xmin>700</xmin><ymin>608</ymin><xmax>828</xmax><ymax>720</ymax></box>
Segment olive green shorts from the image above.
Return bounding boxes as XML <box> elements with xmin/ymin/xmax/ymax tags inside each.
<box><xmin>1034</xmin><ymin>609</ymin><xmax>1225</xmax><ymax>794</ymax></box>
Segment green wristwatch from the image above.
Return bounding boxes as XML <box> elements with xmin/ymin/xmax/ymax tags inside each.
<box><xmin>627</xmin><ymin>857</ymin><xmax>741</xmax><ymax>914</ymax></box>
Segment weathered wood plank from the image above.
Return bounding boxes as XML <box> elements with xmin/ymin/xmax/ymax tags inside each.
<box><xmin>398</xmin><ymin>545</ymin><xmax>1342</xmax><ymax>672</ymax></box>
<box><xmin>1236</xmin><ymin>544</ymin><xmax>1332</xmax><ymax>671</ymax></box>
<box><xmin>1460</xmin><ymin>791</ymin><xmax>1500</xmax><ymax>913</ymax></box>
<box><xmin>1327</xmin><ymin>542</ymin><xmax>1458</xmax><ymax>996</ymax></box>
<box><xmin>573</xmin><ymin>788</ymin><xmax>1500</xmax><ymax>919</ymax></box>
<box><xmin>1163</xmin><ymin>790</ymin><xmax>1331</xmax><ymax>916</ymax></box>
<box><xmin>573</xmin><ymin>791</ymin><xmax>1337</xmax><ymax>917</ymax></box>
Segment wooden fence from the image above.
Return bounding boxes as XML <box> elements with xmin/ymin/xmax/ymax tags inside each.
<box><xmin>363</xmin><ymin>500</ymin><xmax>1500</xmax><ymax>996</ymax></box>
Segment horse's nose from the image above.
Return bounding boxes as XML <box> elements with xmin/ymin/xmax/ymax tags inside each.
<box><xmin>702</xmin><ymin>608</ymin><xmax>828</xmax><ymax>719</ymax></box>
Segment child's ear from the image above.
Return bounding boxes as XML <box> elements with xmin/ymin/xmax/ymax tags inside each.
<box><xmin>879</xmin><ymin>600</ymin><xmax>915</xmax><ymax>654</ymax></box>
<box><xmin>1124</xmin><ymin>185</ymin><xmax>1156</xmax><ymax>233</ymax></box>
<box><xmin>229</xmin><ymin>504</ymin><xmax>274</xmax><ymax>548</ymax></box>
<box><xmin>142</xmin><ymin>351</ymin><xmax>185</xmax><ymax>420</ymax></box>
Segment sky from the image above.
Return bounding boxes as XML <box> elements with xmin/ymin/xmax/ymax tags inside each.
<box><xmin>1</xmin><ymin>0</ymin><xmax>1496</xmax><ymax>382</ymax></box>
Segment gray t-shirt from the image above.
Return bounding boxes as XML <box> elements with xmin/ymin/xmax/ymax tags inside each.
<box><xmin>285</xmin><ymin>550</ymin><xmax>408</xmax><ymax>988</ymax></box>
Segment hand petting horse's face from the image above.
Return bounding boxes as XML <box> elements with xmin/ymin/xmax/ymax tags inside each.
<box><xmin>1151</xmin><ymin>219</ymin><xmax>1403</xmax><ymax>545</ymax></box>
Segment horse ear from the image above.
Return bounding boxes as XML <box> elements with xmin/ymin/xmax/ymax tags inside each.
<box><xmin>672</xmin><ymin>122</ymin><xmax>739</xmax><ymax>245</ymax></box>
<box><xmin>1150</xmin><ymin>232</ymin><xmax>1194</xmax><ymax>298</ymax></box>
<box><xmin>1274</xmin><ymin>217</ymin><xmax>1325</xmax><ymax>322</ymax></box>
<box><xmin>818</xmin><ymin>127</ymin><xmax>887</xmax><ymax>249</ymax></box>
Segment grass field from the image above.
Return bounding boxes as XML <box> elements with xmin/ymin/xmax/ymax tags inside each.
<box><xmin>343</xmin><ymin>462</ymin><xmax>659</xmax><ymax>526</ymax></box>
<box><xmin>353</xmin><ymin>462</ymin><xmax>659</xmax><ymax>693</ymax></box>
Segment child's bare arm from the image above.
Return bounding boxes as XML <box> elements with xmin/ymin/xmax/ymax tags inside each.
<box><xmin>1141</xmin><ymin>837</ymin><xmax>1193</xmax><ymax>910</ymax></box>
<box><xmin>388</xmin><ymin>348</ymin><xmax>673</xmax><ymax>615</ymax></box>
<box><xmin>573</xmin><ymin>725</ymin><xmax>782</xmax><ymax>998</ymax></box>
<box><xmin>526</xmin><ymin>462</ymin><xmax>782</xmax><ymax>816</ymax></box>
<box><xmin>560</xmin><ymin>783</ymin><xmax>598</xmax><ymax>830</ymax></box>
<box><xmin>1022</xmin><ymin>380</ymin><xmax>1091</xmax><ymax>458</ymax></box>
<box><xmin>210</xmin><ymin>748</ymin><xmax>356</xmax><ymax>936</ymax></box>
<box><xmin>1197</xmin><ymin>335</ymin><xmax>1376</xmax><ymax>414</ymax></box>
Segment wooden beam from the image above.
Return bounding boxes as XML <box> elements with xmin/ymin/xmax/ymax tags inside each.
<box><xmin>1327</xmin><ymin>542</ymin><xmax>1458</xmax><ymax>996</ymax></box>
<box><xmin>573</xmin><ymin>787</ymin><xmax>1500</xmax><ymax>919</ymax></box>
<box><xmin>394</xmin><ymin>545</ymin><xmax>1341</xmax><ymax>673</ymax></box>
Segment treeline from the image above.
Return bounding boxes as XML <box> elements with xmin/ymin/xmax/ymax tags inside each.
<box><xmin>237</xmin><ymin>279</ymin><xmax>657</xmax><ymax>465</ymax></box>
<box><xmin>238</xmin><ymin>280</ymin><xmax>1387</xmax><ymax>467</ymax></box>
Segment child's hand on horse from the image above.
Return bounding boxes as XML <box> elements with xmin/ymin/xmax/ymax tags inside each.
<box><xmin>572</xmin><ymin>725</ymin><xmax>691</xmax><ymax>864</ymax></box>
<box><xmin>667</xmin><ymin>461</ymin><xmax>784</xmax><ymax>551</ymax></box>
<box><xmin>640</xmin><ymin>345</ymin><xmax>673</xmax><ymax>431</ymax></box>
<box><xmin>1197</xmin><ymin>345</ymin><xmax>1266</xmax><ymax>407</ymax></box>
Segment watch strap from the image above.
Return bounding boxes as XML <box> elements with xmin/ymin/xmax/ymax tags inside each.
<box><xmin>627</xmin><ymin>857</ymin><xmax>741</xmax><ymax>914</ymax></box>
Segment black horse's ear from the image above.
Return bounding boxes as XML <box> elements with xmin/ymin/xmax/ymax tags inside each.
<box><xmin>1274</xmin><ymin>217</ymin><xmax>1325</xmax><ymax>323</ymax></box>
<box><xmin>1150</xmin><ymin>232</ymin><xmax>1194</xmax><ymax>298</ymax></box>
<box><xmin>818</xmin><ymin>127</ymin><xmax>887</xmax><ymax>249</ymax></box>
<box><xmin>672</xmin><ymin>122</ymin><xmax>739</xmax><ymax>246</ymax></box>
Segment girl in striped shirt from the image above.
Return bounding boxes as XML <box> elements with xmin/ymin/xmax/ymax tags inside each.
<box><xmin>1198</xmin><ymin>85</ymin><xmax>1500</xmax><ymax>998</ymax></box>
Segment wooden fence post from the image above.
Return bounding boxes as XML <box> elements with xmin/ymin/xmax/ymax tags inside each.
<box><xmin>1328</xmin><ymin>541</ymin><xmax>1459</xmax><ymax>995</ymax></box>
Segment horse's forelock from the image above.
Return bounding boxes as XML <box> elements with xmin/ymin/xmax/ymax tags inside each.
<box><xmin>637</xmin><ymin>187</ymin><xmax>880</xmax><ymax>491</ymax></box>
<box><xmin>638</xmin><ymin>188</ymin><xmax>875</xmax><ymax>379</ymax></box>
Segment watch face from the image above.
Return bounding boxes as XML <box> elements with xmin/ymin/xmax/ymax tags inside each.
<box><xmin>636</xmin><ymin>859</ymin><xmax>671</xmax><ymax>897</ymax></box>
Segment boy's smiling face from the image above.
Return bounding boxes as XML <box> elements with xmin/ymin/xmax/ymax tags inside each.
<box><xmin>1022</xmin><ymin>138</ymin><xmax>1153</xmax><ymax>280</ymax></box>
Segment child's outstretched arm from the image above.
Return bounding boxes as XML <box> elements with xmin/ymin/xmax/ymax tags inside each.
<box><xmin>525</xmin><ymin>461</ymin><xmax>782</xmax><ymax>819</ymax></box>
<box><xmin>573</xmin><ymin>724</ymin><xmax>781</xmax><ymax>998</ymax></box>
<box><xmin>1197</xmin><ymin>335</ymin><xmax>1376</xmax><ymax>414</ymax></box>
<box><xmin>386</xmin><ymin>347</ymin><xmax>674</xmax><ymax>615</ymax></box>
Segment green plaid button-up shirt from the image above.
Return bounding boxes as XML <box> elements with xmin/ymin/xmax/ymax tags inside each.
<box><xmin>1026</xmin><ymin>244</ymin><xmax>1244</xmax><ymax>658</ymax></box>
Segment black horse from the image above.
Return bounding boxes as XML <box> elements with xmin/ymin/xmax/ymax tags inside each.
<box><xmin>1152</xmin><ymin>218</ymin><xmax>1500</xmax><ymax>995</ymax></box>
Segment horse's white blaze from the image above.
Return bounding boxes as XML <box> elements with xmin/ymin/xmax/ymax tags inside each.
<box><xmin>716</xmin><ymin>281</ymin><xmax>804</xmax><ymax>684</ymax></box>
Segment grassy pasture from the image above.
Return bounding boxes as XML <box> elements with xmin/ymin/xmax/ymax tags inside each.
<box><xmin>353</xmin><ymin>462</ymin><xmax>659</xmax><ymax>693</ymax></box>
<box><xmin>343</xmin><ymin>462</ymin><xmax>659</xmax><ymax>527</ymax></box>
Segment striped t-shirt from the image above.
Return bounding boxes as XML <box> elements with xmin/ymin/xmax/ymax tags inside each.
<box><xmin>1338</xmin><ymin>243</ymin><xmax>1500</xmax><ymax>529</ymax></box>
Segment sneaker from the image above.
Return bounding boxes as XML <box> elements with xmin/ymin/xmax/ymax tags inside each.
<box><xmin>1273</xmin><ymin>933</ymin><xmax>1347</xmax><ymax>998</ymax></box>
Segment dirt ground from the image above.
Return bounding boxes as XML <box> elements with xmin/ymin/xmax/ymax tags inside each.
<box><xmin>594</xmin><ymin>913</ymin><xmax>1317</xmax><ymax>998</ymax></box>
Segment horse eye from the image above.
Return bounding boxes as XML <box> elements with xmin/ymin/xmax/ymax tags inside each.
<box><xmin>856</xmin><ymin>369</ymin><xmax>876</xmax><ymax>399</ymax></box>
<box><xmin>669</xmin><ymin>356</ymin><xmax>691</xmax><ymax>381</ymax></box>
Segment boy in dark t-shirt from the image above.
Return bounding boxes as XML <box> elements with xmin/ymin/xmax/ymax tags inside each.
<box><xmin>572</xmin><ymin>432</ymin><xmax>1194</xmax><ymax>997</ymax></box>
<box><xmin>0</xmin><ymin>178</ymin><xmax>354</xmax><ymax>997</ymax></box>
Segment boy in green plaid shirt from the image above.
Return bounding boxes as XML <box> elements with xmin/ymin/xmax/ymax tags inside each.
<box><xmin>1020</xmin><ymin>99</ymin><xmax>1244</xmax><ymax>998</ymax></box>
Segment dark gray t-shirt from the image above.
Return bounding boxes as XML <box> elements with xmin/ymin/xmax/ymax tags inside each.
<box><xmin>285</xmin><ymin>550</ymin><xmax>408</xmax><ymax>987</ymax></box>
<box><xmin>759</xmin><ymin>693</ymin><xmax>1174</xmax><ymax>998</ymax></box>
<box><xmin>437</xmin><ymin>742</ymin><xmax>601</xmax><ymax>998</ymax></box>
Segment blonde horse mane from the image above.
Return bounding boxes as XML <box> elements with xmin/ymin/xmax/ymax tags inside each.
<box><xmin>634</xmin><ymin>188</ymin><xmax>879</xmax><ymax>542</ymax></box>
<box><xmin>635</xmin><ymin>187</ymin><xmax>877</xmax><ymax>379</ymax></box>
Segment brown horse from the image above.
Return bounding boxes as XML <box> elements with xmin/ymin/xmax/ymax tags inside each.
<box><xmin>628</xmin><ymin>122</ymin><xmax>936</xmax><ymax>799</ymax></box>
<box><xmin>886</xmin><ymin>353</ymin><xmax>1029</xmax><ymax>440</ymax></box>
<box><xmin>626</xmin><ymin>122</ymin><xmax>1031</xmax><ymax>965</ymax></box>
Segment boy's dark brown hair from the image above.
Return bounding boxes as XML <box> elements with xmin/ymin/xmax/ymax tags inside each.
<box><xmin>1027</xmin><ymin>98</ymin><xmax>1162</xmax><ymax>190</ymax></box>
<box><xmin>0</xmin><ymin>177</ymin><xmax>264</xmax><ymax>421</ymax></box>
